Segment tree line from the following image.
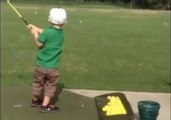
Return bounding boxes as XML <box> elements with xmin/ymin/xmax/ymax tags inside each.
<box><xmin>84</xmin><ymin>0</ymin><xmax>171</xmax><ymax>10</ymax></box>
<box><xmin>3</xmin><ymin>0</ymin><xmax>170</xmax><ymax>10</ymax></box>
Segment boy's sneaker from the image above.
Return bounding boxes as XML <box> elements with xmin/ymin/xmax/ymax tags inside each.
<box><xmin>31</xmin><ymin>99</ymin><xmax>43</xmax><ymax>107</ymax></box>
<box><xmin>40</xmin><ymin>105</ymin><xmax>59</xmax><ymax>113</ymax></box>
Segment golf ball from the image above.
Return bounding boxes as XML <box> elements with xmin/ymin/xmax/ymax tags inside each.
<box><xmin>34</xmin><ymin>12</ymin><xmax>37</xmax><ymax>15</ymax></box>
<box><xmin>79</xmin><ymin>20</ymin><xmax>82</xmax><ymax>23</ymax></box>
<box><xmin>13</xmin><ymin>104</ymin><xmax>23</xmax><ymax>108</ymax></box>
<box><xmin>81</xmin><ymin>104</ymin><xmax>84</xmax><ymax>107</ymax></box>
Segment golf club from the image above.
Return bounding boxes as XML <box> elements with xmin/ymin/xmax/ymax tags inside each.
<box><xmin>7</xmin><ymin>0</ymin><xmax>28</xmax><ymax>25</ymax></box>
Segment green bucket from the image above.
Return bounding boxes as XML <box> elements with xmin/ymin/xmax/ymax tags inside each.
<box><xmin>138</xmin><ymin>101</ymin><xmax>160</xmax><ymax>120</ymax></box>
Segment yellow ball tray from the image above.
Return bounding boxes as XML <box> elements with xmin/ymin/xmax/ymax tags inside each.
<box><xmin>95</xmin><ymin>92</ymin><xmax>134</xmax><ymax>120</ymax></box>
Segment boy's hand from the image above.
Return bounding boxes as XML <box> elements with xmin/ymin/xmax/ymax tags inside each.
<box><xmin>27</xmin><ymin>24</ymin><xmax>43</xmax><ymax>34</ymax></box>
<box><xmin>27</xmin><ymin>24</ymin><xmax>44</xmax><ymax>48</ymax></box>
<box><xmin>26</xmin><ymin>24</ymin><xmax>33</xmax><ymax>30</ymax></box>
<box><xmin>27</xmin><ymin>24</ymin><xmax>38</xmax><ymax>35</ymax></box>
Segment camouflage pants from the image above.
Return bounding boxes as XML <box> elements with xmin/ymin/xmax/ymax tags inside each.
<box><xmin>32</xmin><ymin>67</ymin><xmax>59</xmax><ymax>98</ymax></box>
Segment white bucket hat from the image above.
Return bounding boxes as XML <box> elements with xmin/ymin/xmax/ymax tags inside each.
<box><xmin>48</xmin><ymin>8</ymin><xmax>67</xmax><ymax>24</ymax></box>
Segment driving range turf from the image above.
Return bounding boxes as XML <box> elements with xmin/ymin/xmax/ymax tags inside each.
<box><xmin>1</xmin><ymin>1</ymin><xmax>170</xmax><ymax>120</ymax></box>
<box><xmin>1</xmin><ymin>86</ymin><xmax>98</xmax><ymax>120</ymax></box>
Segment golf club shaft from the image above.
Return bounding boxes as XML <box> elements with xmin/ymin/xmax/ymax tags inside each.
<box><xmin>7</xmin><ymin>0</ymin><xmax>28</xmax><ymax>25</ymax></box>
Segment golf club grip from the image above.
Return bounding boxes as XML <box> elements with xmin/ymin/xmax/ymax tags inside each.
<box><xmin>21</xmin><ymin>17</ymin><xmax>28</xmax><ymax>25</ymax></box>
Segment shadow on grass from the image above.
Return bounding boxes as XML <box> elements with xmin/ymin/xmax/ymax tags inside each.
<box><xmin>166</xmin><ymin>82</ymin><xmax>171</xmax><ymax>87</ymax></box>
<box><xmin>50</xmin><ymin>83</ymin><xmax>65</xmax><ymax>105</ymax></box>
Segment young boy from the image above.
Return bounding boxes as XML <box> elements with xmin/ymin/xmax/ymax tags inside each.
<box><xmin>27</xmin><ymin>8</ymin><xmax>67</xmax><ymax>113</ymax></box>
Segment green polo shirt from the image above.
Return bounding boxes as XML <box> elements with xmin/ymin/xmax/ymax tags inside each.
<box><xmin>36</xmin><ymin>26</ymin><xmax>64</xmax><ymax>69</ymax></box>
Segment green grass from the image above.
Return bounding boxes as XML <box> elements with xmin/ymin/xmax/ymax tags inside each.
<box><xmin>1</xmin><ymin>1</ymin><xmax>170</xmax><ymax>92</ymax></box>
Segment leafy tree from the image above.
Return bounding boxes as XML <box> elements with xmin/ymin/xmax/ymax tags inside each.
<box><xmin>134</xmin><ymin>0</ymin><xmax>170</xmax><ymax>9</ymax></box>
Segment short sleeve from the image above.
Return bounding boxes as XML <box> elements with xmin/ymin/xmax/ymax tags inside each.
<box><xmin>38</xmin><ymin>30</ymin><xmax>47</xmax><ymax>44</ymax></box>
